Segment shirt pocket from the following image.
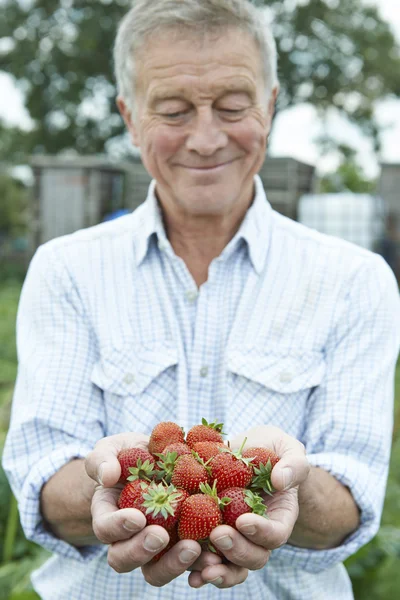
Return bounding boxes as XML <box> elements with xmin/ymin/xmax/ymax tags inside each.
<box><xmin>91</xmin><ymin>340</ymin><xmax>179</xmax><ymax>434</ymax></box>
<box><xmin>226</xmin><ymin>347</ymin><xmax>326</xmax><ymax>439</ymax></box>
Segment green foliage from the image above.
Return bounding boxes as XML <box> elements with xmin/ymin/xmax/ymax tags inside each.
<box><xmin>0</xmin><ymin>0</ymin><xmax>399</xmax><ymax>160</ymax></box>
<box><xmin>344</xmin><ymin>366</ymin><xmax>400</xmax><ymax>598</ymax></box>
<box><xmin>318</xmin><ymin>144</ymin><xmax>377</xmax><ymax>193</ymax></box>
<box><xmin>265</xmin><ymin>0</ymin><xmax>400</xmax><ymax>151</ymax></box>
<box><xmin>0</xmin><ymin>174</ymin><xmax>28</xmax><ymax>237</ymax></box>
<box><xmin>0</xmin><ymin>282</ymin><xmax>20</xmax><ymax>386</ymax></box>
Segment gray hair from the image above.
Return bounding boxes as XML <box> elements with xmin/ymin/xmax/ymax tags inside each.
<box><xmin>113</xmin><ymin>0</ymin><xmax>279</xmax><ymax>117</ymax></box>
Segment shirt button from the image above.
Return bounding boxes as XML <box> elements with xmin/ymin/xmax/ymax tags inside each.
<box><xmin>186</xmin><ymin>290</ymin><xmax>198</xmax><ymax>303</ymax></box>
<box><xmin>124</xmin><ymin>373</ymin><xmax>135</xmax><ymax>385</ymax></box>
<box><xmin>279</xmin><ymin>372</ymin><xmax>293</xmax><ymax>383</ymax></box>
<box><xmin>200</xmin><ymin>366</ymin><xmax>209</xmax><ymax>378</ymax></box>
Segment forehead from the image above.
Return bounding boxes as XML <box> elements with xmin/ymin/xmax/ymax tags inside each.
<box><xmin>135</xmin><ymin>27</ymin><xmax>264</xmax><ymax>100</ymax></box>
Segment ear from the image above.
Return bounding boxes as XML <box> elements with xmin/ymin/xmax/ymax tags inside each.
<box><xmin>116</xmin><ymin>96</ymin><xmax>140</xmax><ymax>148</ymax></box>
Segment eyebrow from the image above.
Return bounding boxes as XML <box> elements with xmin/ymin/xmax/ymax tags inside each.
<box><xmin>148</xmin><ymin>81</ymin><xmax>256</xmax><ymax>107</ymax></box>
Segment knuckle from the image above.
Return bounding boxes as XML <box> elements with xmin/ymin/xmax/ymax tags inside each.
<box><xmin>273</xmin><ymin>535</ymin><xmax>289</xmax><ymax>549</ymax></box>
<box><xmin>240</xmin><ymin>569</ymin><xmax>249</xmax><ymax>584</ymax></box>
<box><xmin>142</xmin><ymin>570</ymin><xmax>166</xmax><ymax>588</ymax></box>
<box><xmin>108</xmin><ymin>552</ymin><xmax>124</xmax><ymax>574</ymax></box>
<box><xmin>234</xmin><ymin>547</ymin><xmax>250</xmax><ymax>564</ymax></box>
<box><xmin>249</xmin><ymin>553</ymin><xmax>270</xmax><ymax>571</ymax></box>
<box><xmin>92</xmin><ymin>521</ymin><xmax>109</xmax><ymax>544</ymax></box>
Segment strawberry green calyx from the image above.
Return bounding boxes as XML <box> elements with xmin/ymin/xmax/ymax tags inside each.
<box><xmin>142</xmin><ymin>482</ymin><xmax>183</xmax><ymax>519</ymax></box>
<box><xmin>220</xmin><ymin>437</ymin><xmax>253</xmax><ymax>467</ymax></box>
<box><xmin>250</xmin><ymin>459</ymin><xmax>276</xmax><ymax>495</ymax></box>
<box><xmin>243</xmin><ymin>489</ymin><xmax>268</xmax><ymax>517</ymax></box>
<box><xmin>154</xmin><ymin>451</ymin><xmax>179</xmax><ymax>483</ymax></box>
<box><xmin>199</xmin><ymin>481</ymin><xmax>231</xmax><ymax>508</ymax></box>
<box><xmin>127</xmin><ymin>459</ymin><xmax>156</xmax><ymax>482</ymax></box>
<box><xmin>191</xmin><ymin>451</ymin><xmax>212</xmax><ymax>474</ymax></box>
<box><xmin>201</xmin><ymin>417</ymin><xmax>226</xmax><ymax>435</ymax></box>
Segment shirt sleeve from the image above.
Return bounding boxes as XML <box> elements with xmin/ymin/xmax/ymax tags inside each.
<box><xmin>2</xmin><ymin>242</ymin><xmax>107</xmax><ymax>562</ymax></box>
<box><xmin>273</xmin><ymin>252</ymin><xmax>400</xmax><ymax>573</ymax></box>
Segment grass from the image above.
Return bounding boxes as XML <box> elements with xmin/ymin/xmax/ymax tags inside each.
<box><xmin>0</xmin><ymin>276</ymin><xmax>399</xmax><ymax>598</ymax></box>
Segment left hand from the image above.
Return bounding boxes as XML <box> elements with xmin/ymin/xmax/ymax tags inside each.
<box><xmin>188</xmin><ymin>426</ymin><xmax>310</xmax><ymax>589</ymax></box>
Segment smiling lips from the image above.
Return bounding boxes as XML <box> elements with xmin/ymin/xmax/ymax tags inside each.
<box><xmin>180</xmin><ymin>158</ymin><xmax>236</xmax><ymax>171</ymax></box>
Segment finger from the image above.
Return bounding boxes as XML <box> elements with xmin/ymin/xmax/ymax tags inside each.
<box><xmin>188</xmin><ymin>551</ymin><xmax>223</xmax><ymax>572</ymax></box>
<box><xmin>141</xmin><ymin>540</ymin><xmax>201</xmax><ymax>587</ymax></box>
<box><xmin>85</xmin><ymin>433</ymin><xmax>150</xmax><ymax>487</ymax></box>
<box><xmin>91</xmin><ymin>486</ymin><xmax>147</xmax><ymax>544</ymax></box>
<box><xmin>108</xmin><ymin>525</ymin><xmax>170</xmax><ymax>573</ymax></box>
<box><xmin>209</xmin><ymin>525</ymin><xmax>271</xmax><ymax>570</ymax></box>
<box><xmin>188</xmin><ymin>562</ymin><xmax>248</xmax><ymax>589</ymax></box>
<box><xmin>230</xmin><ymin>426</ymin><xmax>310</xmax><ymax>491</ymax></box>
<box><xmin>236</xmin><ymin>488</ymin><xmax>299</xmax><ymax>550</ymax></box>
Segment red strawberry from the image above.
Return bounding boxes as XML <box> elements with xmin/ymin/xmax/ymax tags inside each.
<box><xmin>178</xmin><ymin>493</ymin><xmax>222</xmax><ymax>541</ymax></box>
<box><xmin>162</xmin><ymin>442</ymin><xmax>192</xmax><ymax>457</ymax></box>
<box><xmin>118</xmin><ymin>479</ymin><xmax>149</xmax><ymax>509</ymax></box>
<box><xmin>244</xmin><ymin>447</ymin><xmax>280</xmax><ymax>495</ymax></box>
<box><xmin>171</xmin><ymin>454</ymin><xmax>210</xmax><ymax>494</ymax></box>
<box><xmin>210</xmin><ymin>439</ymin><xmax>253</xmax><ymax>492</ymax></box>
<box><xmin>117</xmin><ymin>448</ymin><xmax>155</xmax><ymax>482</ymax></box>
<box><xmin>243</xmin><ymin>447</ymin><xmax>280</xmax><ymax>470</ymax></box>
<box><xmin>149</xmin><ymin>421</ymin><xmax>185</xmax><ymax>455</ymax></box>
<box><xmin>218</xmin><ymin>487</ymin><xmax>267</xmax><ymax>529</ymax></box>
<box><xmin>186</xmin><ymin>418</ymin><xmax>224</xmax><ymax>449</ymax></box>
<box><xmin>192</xmin><ymin>441</ymin><xmax>226</xmax><ymax>463</ymax></box>
<box><xmin>118</xmin><ymin>480</ymin><xmax>188</xmax><ymax>531</ymax></box>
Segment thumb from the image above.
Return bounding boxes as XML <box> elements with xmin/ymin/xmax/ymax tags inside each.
<box><xmin>85</xmin><ymin>432</ymin><xmax>150</xmax><ymax>487</ymax></box>
<box><xmin>271</xmin><ymin>441</ymin><xmax>310</xmax><ymax>491</ymax></box>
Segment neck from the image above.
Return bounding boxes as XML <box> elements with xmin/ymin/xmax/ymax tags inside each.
<box><xmin>158</xmin><ymin>197</ymin><xmax>253</xmax><ymax>288</ymax></box>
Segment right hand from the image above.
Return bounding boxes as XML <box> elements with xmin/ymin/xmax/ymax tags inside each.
<box><xmin>85</xmin><ymin>433</ymin><xmax>222</xmax><ymax>586</ymax></box>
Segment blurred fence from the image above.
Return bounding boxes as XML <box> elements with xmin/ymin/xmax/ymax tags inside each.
<box><xmin>2</xmin><ymin>158</ymin><xmax>400</xmax><ymax>284</ymax></box>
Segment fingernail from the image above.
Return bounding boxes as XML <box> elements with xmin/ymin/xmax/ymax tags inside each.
<box><xmin>214</xmin><ymin>535</ymin><xmax>233</xmax><ymax>550</ymax></box>
<box><xmin>282</xmin><ymin>467</ymin><xmax>293</xmax><ymax>489</ymax></box>
<box><xmin>239</xmin><ymin>524</ymin><xmax>256</xmax><ymax>536</ymax></box>
<box><xmin>210</xmin><ymin>576</ymin><xmax>223</xmax><ymax>587</ymax></box>
<box><xmin>97</xmin><ymin>462</ymin><xmax>106</xmax><ymax>486</ymax></box>
<box><xmin>179</xmin><ymin>549</ymin><xmax>199</xmax><ymax>564</ymax></box>
<box><xmin>123</xmin><ymin>519</ymin><xmax>142</xmax><ymax>532</ymax></box>
<box><xmin>144</xmin><ymin>533</ymin><xmax>165</xmax><ymax>552</ymax></box>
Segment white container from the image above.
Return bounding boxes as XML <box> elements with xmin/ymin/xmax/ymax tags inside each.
<box><xmin>298</xmin><ymin>193</ymin><xmax>386</xmax><ymax>251</ymax></box>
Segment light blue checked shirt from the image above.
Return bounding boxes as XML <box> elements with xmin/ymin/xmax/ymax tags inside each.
<box><xmin>3</xmin><ymin>175</ymin><xmax>400</xmax><ymax>600</ymax></box>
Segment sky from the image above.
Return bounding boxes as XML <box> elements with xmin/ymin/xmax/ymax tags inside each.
<box><xmin>0</xmin><ymin>0</ymin><xmax>399</xmax><ymax>179</ymax></box>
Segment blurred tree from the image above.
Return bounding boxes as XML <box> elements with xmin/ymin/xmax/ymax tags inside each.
<box><xmin>0</xmin><ymin>0</ymin><xmax>399</xmax><ymax>159</ymax></box>
<box><xmin>0</xmin><ymin>174</ymin><xmax>28</xmax><ymax>237</ymax></box>
<box><xmin>318</xmin><ymin>143</ymin><xmax>377</xmax><ymax>193</ymax></box>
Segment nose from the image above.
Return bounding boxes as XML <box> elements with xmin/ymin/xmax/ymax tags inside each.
<box><xmin>185</xmin><ymin>107</ymin><xmax>228</xmax><ymax>156</ymax></box>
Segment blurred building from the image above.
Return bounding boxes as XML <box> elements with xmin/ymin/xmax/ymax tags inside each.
<box><xmin>378</xmin><ymin>164</ymin><xmax>400</xmax><ymax>281</ymax></box>
<box><xmin>379</xmin><ymin>163</ymin><xmax>400</xmax><ymax>226</ymax></box>
<box><xmin>30</xmin><ymin>155</ymin><xmax>135</xmax><ymax>250</ymax></box>
<box><xmin>28</xmin><ymin>155</ymin><xmax>315</xmax><ymax>253</ymax></box>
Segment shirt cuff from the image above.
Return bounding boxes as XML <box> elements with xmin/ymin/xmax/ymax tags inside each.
<box><xmin>270</xmin><ymin>451</ymin><xmax>382</xmax><ymax>573</ymax></box>
<box><xmin>18</xmin><ymin>443</ymin><xmax>106</xmax><ymax>563</ymax></box>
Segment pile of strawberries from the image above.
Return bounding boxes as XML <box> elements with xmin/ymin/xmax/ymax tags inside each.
<box><xmin>117</xmin><ymin>419</ymin><xmax>279</xmax><ymax>559</ymax></box>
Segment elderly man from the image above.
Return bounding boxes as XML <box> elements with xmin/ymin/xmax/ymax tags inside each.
<box><xmin>3</xmin><ymin>1</ymin><xmax>400</xmax><ymax>599</ymax></box>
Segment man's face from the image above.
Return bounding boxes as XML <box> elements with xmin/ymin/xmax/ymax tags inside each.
<box><xmin>118</xmin><ymin>28</ymin><xmax>278</xmax><ymax>218</ymax></box>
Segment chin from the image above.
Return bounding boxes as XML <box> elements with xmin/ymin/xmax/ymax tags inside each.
<box><xmin>181</xmin><ymin>200</ymin><xmax>236</xmax><ymax>217</ymax></box>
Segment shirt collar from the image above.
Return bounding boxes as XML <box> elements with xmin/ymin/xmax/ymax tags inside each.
<box><xmin>134</xmin><ymin>174</ymin><xmax>273</xmax><ymax>274</ymax></box>
<box><xmin>135</xmin><ymin>179</ymin><xmax>168</xmax><ymax>266</ymax></box>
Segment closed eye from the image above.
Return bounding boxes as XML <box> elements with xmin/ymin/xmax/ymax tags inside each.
<box><xmin>162</xmin><ymin>111</ymin><xmax>188</xmax><ymax>119</ymax></box>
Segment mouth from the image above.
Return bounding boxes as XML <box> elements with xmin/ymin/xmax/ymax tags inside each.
<box><xmin>179</xmin><ymin>158</ymin><xmax>237</xmax><ymax>172</ymax></box>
